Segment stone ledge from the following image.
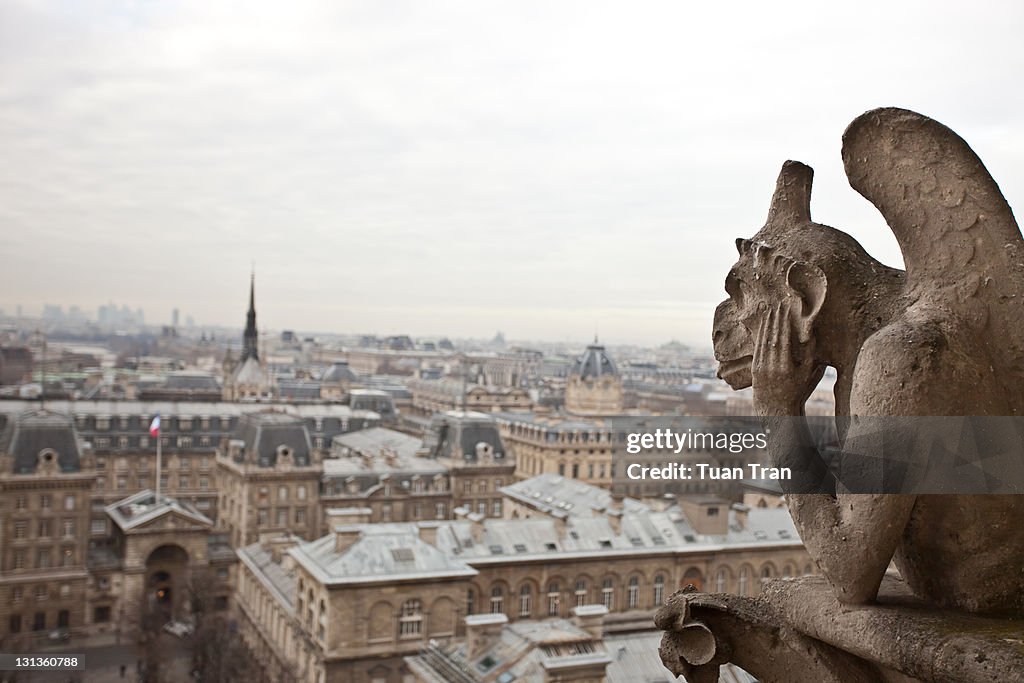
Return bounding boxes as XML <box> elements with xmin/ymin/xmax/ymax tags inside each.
<box><xmin>656</xmin><ymin>576</ymin><xmax>1024</xmax><ymax>683</ymax></box>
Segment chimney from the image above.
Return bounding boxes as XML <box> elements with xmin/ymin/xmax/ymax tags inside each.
<box><xmin>732</xmin><ymin>502</ymin><xmax>750</xmax><ymax>530</ymax></box>
<box><xmin>606</xmin><ymin>508</ymin><xmax>623</xmax><ymax>535</ymax></box>
<box><xmin>678</xmin><ymin>496</ymin><xmax>729</xmax><ymax>536</ymax></box>
<box><xmin>333</xmin><ymin>525</ymin><xmax>362</xmax><ymax>553</ymax></box>
<box><xmin>552</xmin><ymin>510</ymin><xmax>569</xmax><ymax>539</ymax></box>
<box><xmin>467</xmin><ymin>511</ymin><xmax>485</xmax><ymax>544</ymax></box>
<box><xmin>465</xmin><ymin>613</ymin><xmax>507</xmax><ymax>659</ymax></box>
<box><xmin>265</xmin><ymin>534</ymin><xmax>300</xmax><ymax>563</ymax></box>
<box><xmin>325</xmin><ymin>507</ymin><xmax>372</xmax><ymax>527</ymax></box>
<box><xmin>417</xmin><ymin>521</ymin><xmax>441</xmax><ymax>547</ymax></box>
<box><xmin>572</xmin><ymin>604</ymin><xmax>608</xmax><ymax>640</ymax></box>
<box><xmin>227</xmin><ymin>438</ymin><xmax>244</xmax><ymax>461</ymax></box>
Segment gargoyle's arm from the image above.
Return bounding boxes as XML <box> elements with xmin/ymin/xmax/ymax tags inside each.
<box><xmin>760</xmin><ymin>405</ymin><xmax>916</xmax><ymax>604</ymax></box>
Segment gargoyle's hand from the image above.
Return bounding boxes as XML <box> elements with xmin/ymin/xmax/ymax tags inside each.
<box><xmin>751</xmin><ymin>297</ymin><xmax>823</xmax><ymax>416</ymax></box>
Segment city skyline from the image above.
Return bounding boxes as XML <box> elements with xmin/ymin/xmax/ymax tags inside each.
<box><xmin>2</xmin><ymin>1</ymin><xmax>1023</xmax><ymax>347</ymax></box>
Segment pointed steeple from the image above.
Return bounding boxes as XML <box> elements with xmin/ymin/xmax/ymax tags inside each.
<box><xmin>241</xmin><ymin>270</ymin><xmax>259</xmax><ymax>362</ymax></box>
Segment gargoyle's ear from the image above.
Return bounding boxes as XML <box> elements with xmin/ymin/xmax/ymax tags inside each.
<box><xmin>785</xmin><ymin>260</ymin><xmax>826</xmax><ymax>344</ymax></box>
<box><xmin>735</xmin><ymin>238</ymin><xmax>753</xmax><ymax>256</ymax></box>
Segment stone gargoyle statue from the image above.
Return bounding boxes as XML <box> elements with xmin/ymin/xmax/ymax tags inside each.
<box><xmin>657</xmin><ymin>108</ymin><xmax>1024</xmax><ymax>682</ymax></box>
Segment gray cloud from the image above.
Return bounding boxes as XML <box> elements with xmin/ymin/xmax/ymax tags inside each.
<box><xmin>1</xmin><ymin>0</ymin><xmax>1022</xmax><ymax>346</ymax></box>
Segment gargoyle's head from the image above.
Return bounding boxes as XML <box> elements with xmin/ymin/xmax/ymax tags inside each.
<box><xmin>713</xmin><ymin>162</ymin><xmax>826</xmax><ymax>389</ymax></box>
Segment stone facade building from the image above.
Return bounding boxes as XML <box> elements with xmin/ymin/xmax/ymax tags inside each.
<box><xmin>234</xmin><ymin>475</ymin><xmax>811</xmax><ymax>683</ymax></box>
<box><xmin>564</xmin><ymin>342</ymin><xmax>623</xmax><ymax>417</ymax></box>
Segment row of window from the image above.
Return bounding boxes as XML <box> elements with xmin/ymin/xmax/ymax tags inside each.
<box><xmin>468</xmin><ymin>575</ymin><xmax>669</xmax><ymax>618</ymax></box>
<box><xmin>77</xmin><ymin>415</ymin><xmax>233</xmax><ymax>432</ymax></box>
<box><xmin>11</xmin><ymin>518</ymin><xmax>78</xmax><ymax>540</ymax></box>
<box><xmin>257</xmin><ymin>484</ymin><xmax>308</xmax><ymax>502</ymax></box>
<box><xmin>8</xmin><ymin>610</ymin><xmax>70</xmax><ymax>633</ymax></box>
<box><xmin>9</xmin><ymin>546</ymin><xmax>77</xmax><ymax>570</ymax></box>
<box><xmin>557</xmin><ymin>462</ymin><xmax>616</xmax><ymax>479</ymax></box>
<box><xmin>93</xmin><ymin>435</ymin><xmax>214</xmax><ymax>450</ymax></box>
<box><xmin>12</xmin><ymin>494</ymin><xmax>77</xmax><ymax>511</ymax></box>
<box><xmin>256</xmin><ymin>507</ymin><xmax>309</xmax><ymax>527</ymax></box>
<box><xmin>96</xmin><ymin>475</ymin><xmax>210</xmax><ymax>490</ymax></box>
<box><xmin>98</xmin><ymin>455</ymin><xmax>212</xmax><ymax>470</ymax></box>
<box><xmin>10</xmin><ymin>584</ymin><xmax>73</xmax><ymax>603</ymax></box>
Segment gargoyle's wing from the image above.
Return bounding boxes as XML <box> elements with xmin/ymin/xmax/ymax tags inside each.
<box><xmin>842</xmin><ymin>108</ymin><xmax>1024</xmax><ymax>306</ymax></box>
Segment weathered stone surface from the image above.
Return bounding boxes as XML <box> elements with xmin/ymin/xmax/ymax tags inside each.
<box><xmin>663</xmin><ymin>107</ymin><xmax>1024</xmax><ymax>681</ymax></box>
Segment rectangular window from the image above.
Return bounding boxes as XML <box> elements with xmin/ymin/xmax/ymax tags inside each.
<box><xmin>13</xmin><ymin>550</ymin><xmax>26</xmax><ymax>570</ymax></box>
<box><xmin>9</xmin><ymin>615</ymin><xmax>21</xmax><ymax>633</ymax></box>
<box><xmin>199</xmin><ymin>477</ymin><xmax>208</xmax><ymax>489</ymax></box>
<box><xmin>180</xmin><ymin>457</ymin><xmax>190</xmax><ymax>471</ymax></box>
<box><xmin>15</xmin><ymin>495</ymin><xmax>26</xmax><ymax>510</ymax></box>
<box><xmin>296</xmin><ymin>486</ymin><xmax>306</xmax><ymax>500</ymax></box>
<box><xmin>40</xmin><ymin>494</ymin><xmax>51</xmax><ymax>510</ymax></box>
<box><xmin>62</xmin><ymin>519</ymin><xmax>74</xmax><ymax>537</ymax></box>
<box><xmin>492</xmin><ymin>500</ymin><xmax>502</xmax><ymax>517</ymax></box>
<box><xmin>294</xmin><ymin>508</ymin><xmax>306</xmax><ymax>524</ymax></box>
<box><xmin>278</xmin><ymin>486</ymin><xmax>288</xmax><ymax>501</ymax></box>
<box><xmin>37</xmin><ymin>549</ymin><xmax>51</xmax><ymax>568</ymax></box>
<box><xmin>276</xmin><ymin>509</ymin><xmax>288</xmax><ymax>526</ymax></box>
<box><xmin>33</xmin><ymin>612</ymin><xmax>46</xmax><ymax>631</ymax></box>
<box><xmin>179</xmin><ymin>477</ymin><xmax>189</xmax><ymax>489</ymax></box>
<box><xmin>91</xmin><ymin>519</ymin><xmax>107</xmax><ymax>535</ymax></box>
<box><xmin>14</xmin><ymin>520</ymin><xmax>27</xmax><ymax>539</ymax></box>
<box><xmin>12</xmin><ymin>587</ymin><xmax>23</xmax><ymax>603</ymax></box>
<box><xmin>435</xmin><ymin>503</ymin><xmax>446</xmax><ymax>520</ymax></box>
<box><xmin>94</xmin><ymin>606</ymin><xmax>111</xmax><ymax>623</ymax></box>
<box><xmin>38</xmin><ymin>520</ymin><xmax>51</xmax><ymax>538</ymax></box>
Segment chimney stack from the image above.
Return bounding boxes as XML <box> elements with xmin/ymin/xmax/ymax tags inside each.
<box><xmin>572</xmin><ymin>604</ymin><xmax>608</xmax><ymax>640</ymax></box>
<box><xmin>417</xmin><ymin>521</ymin><xmax>441</xmax><ymax>546</ymax></box>
<box><xmin>333</xmin><ymin>526</ymin><xmax>362</xmax><ymax>553</ymax></box>
<box><xmin>465</xmin><ymin>613</ymin><xmax>507</xmax><ymax>659</ymax></box>
<box><xmin>467</xmin><ymin>511</ymin><xmax>485</xmax><ymax>544</ymax></box>
<box><xmin>732</xmin><ymin>502</ymin><xmax>750</xmax><ymax>530</ymax></box>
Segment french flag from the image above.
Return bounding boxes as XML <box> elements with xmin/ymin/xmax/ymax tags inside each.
<box><xmin>149</xmin><ymin>415</ymin><xmax>161</xmax><ymax>438</ymax></box>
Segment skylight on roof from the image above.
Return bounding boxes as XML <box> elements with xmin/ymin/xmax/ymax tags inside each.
<box><xmin>390</xmin><ymin>548</ymin><xmax>414</xmax><ymax>562</ymax></box>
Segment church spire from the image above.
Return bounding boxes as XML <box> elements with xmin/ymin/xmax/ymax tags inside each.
<box><xmin>241</xmin><ymin>270</ymin><xmax>259</xmax><ymax>362</ymax></box>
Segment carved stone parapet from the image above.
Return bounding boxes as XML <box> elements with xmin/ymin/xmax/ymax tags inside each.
<box><xmin>656</xmin><ymin>577</ymin><xmax>1024</xmax><ymax>683</ymax></box>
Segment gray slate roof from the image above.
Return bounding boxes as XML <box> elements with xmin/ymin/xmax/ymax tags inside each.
<box><xmin>232</xmin><ymin>412</ymin><xmax>313</xmax><ymax>467</ymax></box>
<box><xmin>0</xmin><ymin>409</ymin><xmax>82</xmax><ymax>474</ymax></box>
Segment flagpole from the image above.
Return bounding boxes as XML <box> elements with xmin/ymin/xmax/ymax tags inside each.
<box><xmin>154</xmin><ymin>415</ymin><xmax>162</xmax><ymax>503</ymax></box>
<box><xmin>156</xmin><ymin>431</ymin><xmax>161</xmax><ymax>502</ymax></box>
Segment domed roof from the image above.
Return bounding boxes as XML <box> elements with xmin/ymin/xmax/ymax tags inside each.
<box><xmin>322</xmin><ymin>361</ymin><xmax>357</xmax><ymax>383</ymax></box>
<box><xmin>571</xmin><ymin>340</ymin><xmax>618</xmax><ymax>379</ymax></box>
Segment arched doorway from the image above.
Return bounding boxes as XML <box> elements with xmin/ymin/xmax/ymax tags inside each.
<box><xmin>145</xmin><ymin>545</ymin><xmax>190</xmax><ymax>619</ymax></box>
<box><xmin>681</xmin><ymin>567</ymin><xmax>704</xmax><ymax>591</ymax></box>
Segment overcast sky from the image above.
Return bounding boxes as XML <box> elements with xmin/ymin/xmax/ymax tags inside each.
<box><xmin>1</xmin><ymin>1</ymin><xmax>1022</xmax><ymax>347</ymax></box>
